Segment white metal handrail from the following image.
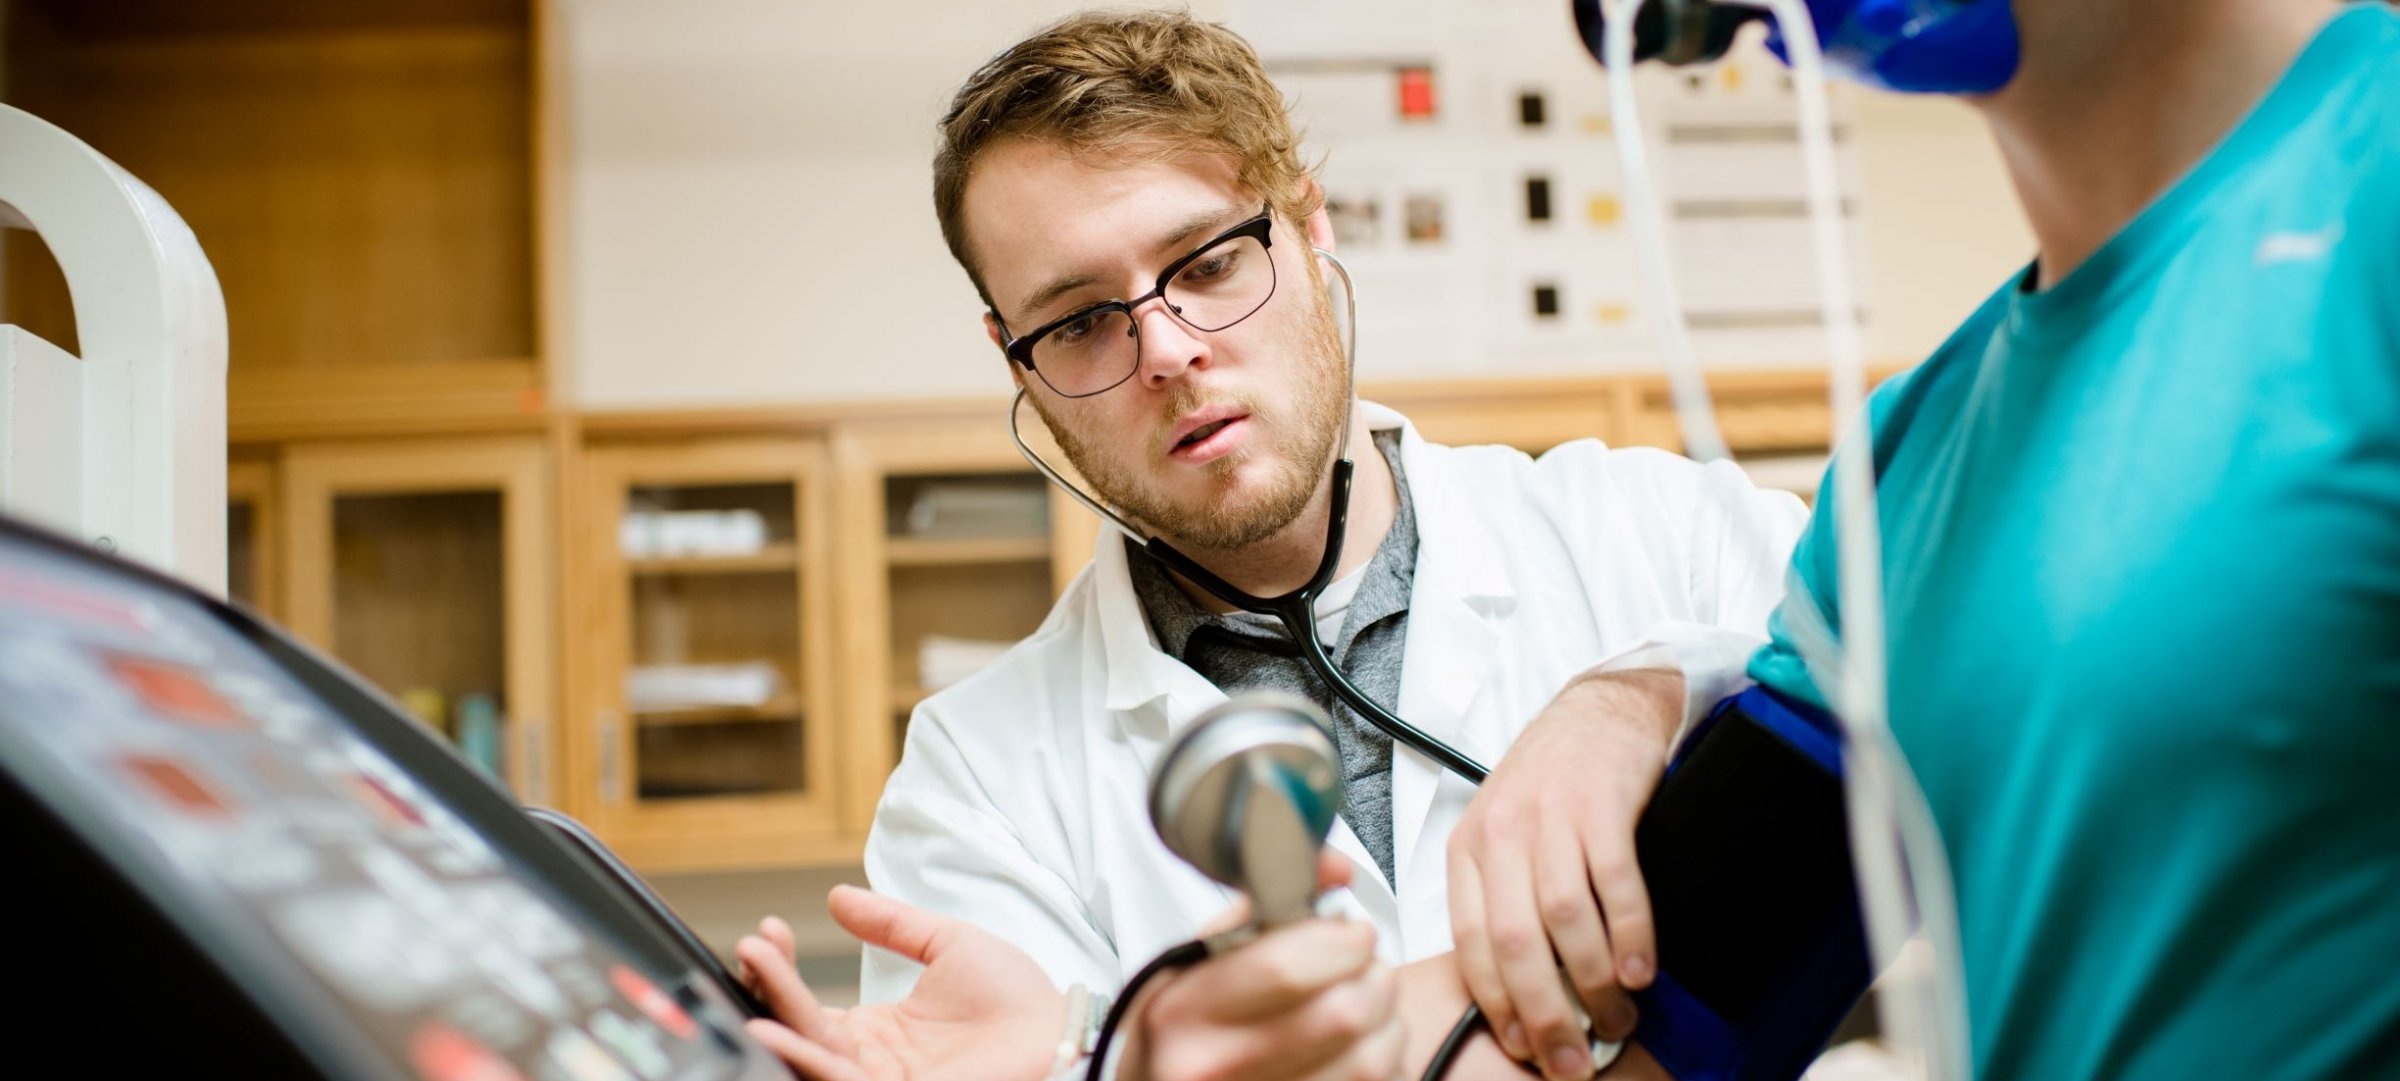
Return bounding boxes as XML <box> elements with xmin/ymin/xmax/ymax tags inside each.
<box><xmin>0</xmin><ymin>103</ymin><xmax>227</xmax><ymax>593</ymax></box>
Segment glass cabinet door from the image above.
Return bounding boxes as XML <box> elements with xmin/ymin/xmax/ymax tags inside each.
<box><xmin>583</xmin><ymin>438</ymin><xmax>838</xmax><ymax>872</ymax></box>
<box><xmin>830</xmin><ymin>421</ymin><xmax>1092</xmax><ymax>837</ymax></box>
<box><xmin>225</xmin><ymin>458</ymin><xmax>280</xmax><ymax>620</ymax></box>
<box><xmin>280</xmin><ymin>438</ymin><xmax>554</xmax><ymax>804</ymax></box>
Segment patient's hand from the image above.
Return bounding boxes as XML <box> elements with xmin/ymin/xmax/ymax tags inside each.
<box><xmin>735</xmin><ymin>889</ymin><xmax>1059</xmax><ymax>1081</ymax></box>
<box><xmin>1397</xmin><ymin>951</ymin><xmax>1671</xmax><ymax>1080</ymax></box>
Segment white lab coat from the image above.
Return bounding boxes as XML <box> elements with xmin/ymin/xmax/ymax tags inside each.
<box><xmin>862</xmin><ymin>403</ymin><xmax>1806</xmax><ymax>1001</ymax></box>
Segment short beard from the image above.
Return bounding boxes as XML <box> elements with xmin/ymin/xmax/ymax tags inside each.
<box><xmin>1032</xmin><ymin>280</ymin><xmax>1348</xmax><ymax>552</ymax></box>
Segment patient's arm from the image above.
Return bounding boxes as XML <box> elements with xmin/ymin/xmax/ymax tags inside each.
<box><xmin>1399</xmin><ymin>952</ymin><xmax>1670</xmax><ymax>1080</ymax></box>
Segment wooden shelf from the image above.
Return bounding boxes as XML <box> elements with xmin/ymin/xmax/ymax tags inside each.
<box><xmin>634</xmin><ymin>697</ymin><xmax>806</xmax><ymax>727</ymax></box>
<box><xmin>628</xmin><ymin>544</ymin><xmax>799</xmax><ymax>576</ymax></box>
<box><xmin>891</xmin><ymin>684</ymin><xmax>933</xmax><ymax>712</ymax></box>
<box><xmin>885</xmin><ymin>535</ymin><xmax>1050</xmax><ymax>567</ymax></box>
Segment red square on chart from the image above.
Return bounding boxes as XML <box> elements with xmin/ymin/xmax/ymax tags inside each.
<box><xmin>1397</xmin><ymin>66</ymin><xmax>1437</xmax><ymax>119</ymax></box>
<box><xmin>121</xmin><ymin>753</ymin><xmax>234</xmax><ymax>818</ymax></box>
<box><xmin>106</xmin><ymin>654</ymin><xmax>247</xmax><ymax>729</ymax></box>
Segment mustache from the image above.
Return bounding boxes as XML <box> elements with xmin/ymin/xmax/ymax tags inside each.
<box><xmin>1154</xmin><ymin>389</ymin><xmax>1261</xmax><ymax>453</ymax></box>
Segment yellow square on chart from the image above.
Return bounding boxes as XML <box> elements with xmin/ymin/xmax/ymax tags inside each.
<box><xmin>1587</xmin><ymin>195</ymin><xmax>1622</xmax><ymax>227</ymax></box>
<box><xmin>1594</xmin><ymin>303</ymin><xmax>1632</xmax><ymax>326</ymax></box>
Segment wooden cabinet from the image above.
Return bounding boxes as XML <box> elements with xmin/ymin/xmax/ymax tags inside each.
<box><xmin>189</xmin><ymin>371</ymin><xmax>1868</xmax><ymax>875</ymax></box>
<box><xmin>279</xmin><ymin>437</ymin><xmax>556</xmax><ymax>803</ymax></box>
<box><xmin>576</xmin><ymin>438</ymin><xmax>842</xmax><ymax>872</ymax></box>
<box><xmin>225</xmin><ymin>456</ymin><xmax>280</xmax><ymax>619</ymax></box>
<box><xmin>1</xmin><ymin>0</ymin><xmax>553</xmax><ymax>441</ymax></box>
<box><xmin>830</xmin><ymin>420</ymin><xmax>1095</xmax><ymax>836</ymax></box>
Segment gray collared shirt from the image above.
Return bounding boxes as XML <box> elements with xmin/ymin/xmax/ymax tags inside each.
<box><xmin>1128</xmin><ymin>429</ymin><xmax>1416</xmax><ymax>885</ymax></box>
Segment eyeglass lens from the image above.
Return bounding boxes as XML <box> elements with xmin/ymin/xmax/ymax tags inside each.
<box><xmin>1031</xmin><ymin>230</ymin><xmax>1275</xmax><ymax>397</ymax></box>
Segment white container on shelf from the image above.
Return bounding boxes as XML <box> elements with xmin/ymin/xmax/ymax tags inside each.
<box><xmin>918</xmin><ymin>635</ymin><xmax>1017</xmax><ymax>691</ymax></box>
<box><xmin>904</xmin><ymin>484</ymin><xmax>1047</xmax><ymax>539</ymax></box>
<box><xmin>624</xmin><ymin>661</ymin><xmax>782</xmax><ymax>712</ymax></box>
<box><xmin>620</xmin><ymin>509</ymin><xmax>769</xmax><ymax>558</ymax></box>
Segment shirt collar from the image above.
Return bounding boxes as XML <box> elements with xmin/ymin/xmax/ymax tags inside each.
<box><xmin>1127</xmin><ymin>429</ymin><xmax>1416</xmax><ymax>661</ymax></box>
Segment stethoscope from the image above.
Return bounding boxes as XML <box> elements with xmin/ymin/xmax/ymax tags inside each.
<box><xmin>1007</xmin><ymin>246</ymin><xmax>1493</xmax><ymax>786</ymax></box>
<box><xmin>1014</xmin><ymin>245</ymin><xmax>1517</xmax><ymax>1081</ymax></box>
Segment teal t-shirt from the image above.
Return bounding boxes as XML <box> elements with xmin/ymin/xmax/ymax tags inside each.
<box><xmin>1749</xmin><ymin>8</ymin><xmax>2400</xmax><ymax>1079</ymax></box>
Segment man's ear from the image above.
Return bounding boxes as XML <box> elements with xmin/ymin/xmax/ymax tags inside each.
<box><xmin>985</xmin><ymin>312</ymin><xmax>1028</xmax><ymax>389</ymax></box>
<box><xmin>1301</xmin><ymin>178</ymin><xmax>1336</xmax><ymax>254</ymax></box>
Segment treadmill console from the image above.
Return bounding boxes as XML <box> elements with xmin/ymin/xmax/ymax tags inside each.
<box><xmin>0</xmin><ymin>523</ymin><xmax>790</xmax><ymax>1081</ymax></box>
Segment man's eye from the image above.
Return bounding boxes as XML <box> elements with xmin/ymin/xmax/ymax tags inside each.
<box><xmin>1181</xmin><ymin>251</ymin><xmax>1237</xmax><ymax>284</ymax></box>
<box><xmin>1054</xmin><ymin>313</ymin><xmax>1099</xmax><ymax>343</ymax></box>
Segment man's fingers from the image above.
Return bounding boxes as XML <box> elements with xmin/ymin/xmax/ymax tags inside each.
<box><xmin>1257</xmin><ymin>961</ymin><xmax>1399</xmax><ymax>1081</ymax></box>
<box><xmin>1447</xmin><ymin>852</ymin><xmax>1524</xmax><ymax>1063</ymax></box>
<box><xmin>1157</xmin><ymin>961</ymin><xmax>1399</xmax><ymax>1081</ymax></box>
<box><xmin>826</xmin><ymin>883</ymin><xmax>956</xmax><ymax>967</ymax></box>
<box><xmin>1291</xmin><ymin>970</ymin><xmax>1405</xmax><ymax>1081</ymax></box>
<box><xmin>759</xmin><ymin>914</ymin><xmax>799</xmax><ymax>965</ymax></box>
<box><xmin>1485</xmin><ymin>844</ymin><xmax>1592</xmax><ymax>1080</ymax></box>
<box><xmin>1534</xmin><ymin>818</ymin><xmax>1620</xmax><ymax>1029</ymax></box>
<box><xmin>1201</xmin><ymin>895</ymin><xmax>1254</xmax><ymax>938</ymax></box>
<box><xmin>735</xmin><ymin>935</ymin><xmax>844</xmax><ymax>1053</ymax></box>
<box><xmin>1585</xmin><ymin>828</ymin><xmax>1657</xmax><ymax>996</ymax></box>
<box><xmin>743</xmin><ymin>1018</ymin><xmax>868</xmax><ymax>1081</ymax></box>
<box><xmin>1170</xmin><ymin>918</ymin><xmax>1377</xmax><ymax>1024</ymax></box>
<box><xmin>1314</xmin><ymin>849</ymin><xmax>1355</xmax><ymax>894</ymax></box>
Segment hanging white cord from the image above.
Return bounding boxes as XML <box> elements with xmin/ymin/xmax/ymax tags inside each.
<box><xmin>1602</xmin><ymin>0</ymin><xmax>1730</xmax><ymax>464</ymax></box>
<box><xmin>1601</xmin><ymin>3</ymin><xmax>1970</xmax><ymax>1078</ymax></box>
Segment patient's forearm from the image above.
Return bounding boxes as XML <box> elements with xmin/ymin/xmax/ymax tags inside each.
<box><xmin>1396</xmin><ymin>953</ymin><xmax>1521</xmax><ymax>1078</ymax></box>
<box><xmin>1397</xmin><ymin>953</ymin><xmax>1669</xmax><ymax>1080</ymax></box>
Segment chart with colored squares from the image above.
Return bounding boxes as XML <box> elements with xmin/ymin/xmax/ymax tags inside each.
<box><xmin>1231</xmin><ymin>0</ymin><xmax>1869</xmax><ymax>377</ymax></box>
<box><xmin>0</xmin><ymin>532</ymin><xmax>767</xmax><ymax>1081</ymax></box>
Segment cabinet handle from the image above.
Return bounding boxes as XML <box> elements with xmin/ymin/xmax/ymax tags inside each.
<box><xmin>519</xmin><ymin>717</ymin><xmax>548</xmax><ymax>806</ymax></box>
<box><xmin>598</xmin><ymin>710</ymin><xmax>625</xmax><ymax>803</ymax></box>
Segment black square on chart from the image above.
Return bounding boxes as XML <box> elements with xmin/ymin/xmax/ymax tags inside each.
<box><xmin>1518</xmin><ymin>92</ymin><xmax>1547</xmax><ymax>128</ymax></box>
<box><xmin>1526</xmin><ymin>176</ymin><xmax>1553</xmax><ymax>222</ymax></box>
<box><xmin>1532</xmin><ymin>284</ymin><xmax>1561</xmax><ymax>318</ymax></box>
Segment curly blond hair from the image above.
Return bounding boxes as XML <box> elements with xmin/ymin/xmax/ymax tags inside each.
<box><xmin>933</xmin><ymin>8</ymin><xmax>1321</xmax><ymax>308</ymax></box>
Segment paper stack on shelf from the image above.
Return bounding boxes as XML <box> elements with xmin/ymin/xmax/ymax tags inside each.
<box><xmin>918</xmin><ymin>635</ymin><xmax>1017</xmax><ymax>691</ymax></box>
<box><xmin>621</xmin><ymin>508</ymin><xmax>769</xmax><ymax>558</ymax></box>
<box><xmin>903</xmin><ymin>484</ymin><xmax>1046</xmax><ymax>539</ymax></box>
<box><xmin>625</xmin><ymin>661</ymin><xmax>781</xmax><ymax>712</ymax></box>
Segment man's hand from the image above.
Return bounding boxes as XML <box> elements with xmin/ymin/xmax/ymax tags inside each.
<box><xmin>735</xmin><ymin>888</ymin><xmax>1059</xmax><ymax>1081</ymax></box>
<box><xmin>1445</xmin><ymin>667</ymin><xmax>1683</xmax><ymax>1080</ymax></box>
<box><xmin>734</xmin><ymin>853</ymin><xmax>1401</xmax><ymax>1081</ymax></box>
<box><xmin>1126</xmin><ymin>852</ymin><xmax>1407</xmax><ymax>1081</ymax></box>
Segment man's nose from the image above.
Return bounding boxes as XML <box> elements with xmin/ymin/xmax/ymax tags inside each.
<box><xmin>1132</xmin><ymin>296</ymin><xmax>1210</xmax><ymax>388</ymax></box>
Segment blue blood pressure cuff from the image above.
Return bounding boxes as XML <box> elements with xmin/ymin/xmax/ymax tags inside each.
<box><xmin>1629</xmin><ymin>687</ymin><xmax>1871</xmax><ymax>1081</ymax></box>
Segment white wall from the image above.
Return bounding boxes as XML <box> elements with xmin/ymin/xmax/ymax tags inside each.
<box><xmin>1850</xmin><ymin>89</ymin><xmax>2032</xmax><ymax>364</ymax></box>
<box><xmin>560</xmin><ymin>0</ymin><xmax>2029</xmax><ymax>411</ymax></box>
<box><xmin>565</xmin><ymin>0</ymin><xmax>1222</xmax><ymax>410</ymax></box>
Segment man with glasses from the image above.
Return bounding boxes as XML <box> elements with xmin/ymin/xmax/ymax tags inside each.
<box><xmin>831</xmin><ymin>11</ymin><xmax>1803</xmax><ymax>1080</ymax></box>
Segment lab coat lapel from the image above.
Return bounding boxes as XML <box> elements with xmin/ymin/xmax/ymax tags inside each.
<box><xmin>1384</xmin><ymin>413</ymin><xmax>1516</xmax><ymax>911</ymax></box>
<box><xmin>1093</xmin><ymin>531</ymin><xmax>1217</xmax><ymax>757</ymax></box>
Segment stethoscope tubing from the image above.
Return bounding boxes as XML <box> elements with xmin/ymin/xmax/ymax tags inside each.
<box><xmin>1009</xmin><ymin>247</ymin><xmax>1493</xmax><ymax>787</ymax></box>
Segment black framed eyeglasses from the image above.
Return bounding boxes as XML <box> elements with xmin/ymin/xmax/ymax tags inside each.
<box><xmin>998</xmin><ymin>205</ymin><xmax>1278</xmax><ymax>398</ymax></box>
